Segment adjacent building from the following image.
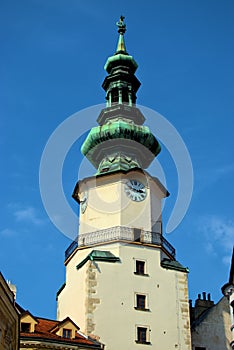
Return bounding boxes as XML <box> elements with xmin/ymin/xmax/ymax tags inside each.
<box><xmin>19</xmin><ymin>308</ymin><xmax>104</xmax><ymax>349</ymax></box>
<box><xmin>0</xmin><ymin>272</ymin><xmax>19</xmax><ymax>350</ymax></box>
<box><xmin>191</xmin><ymin>292</ymin><xmax>232</xmax><ymax>350</ymax></box>
<box><xmin>222</xmin><ymin>248</ymin><xmax>234</xmax><ymax>349</ymax></box>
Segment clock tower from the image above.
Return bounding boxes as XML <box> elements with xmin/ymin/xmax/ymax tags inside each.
<box><xmin>57</xmin><ymin>17</ymin><xmax>192</xmax><ymax>350</ymax></box>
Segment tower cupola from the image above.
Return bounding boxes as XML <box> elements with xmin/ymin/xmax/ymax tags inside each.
<box><xmin>81</xmin><ymin>17</ymin><xmax>161</xmax><ymax>175</ymax></box>
<box><xmin>102</xmin><ymin>16</ymin><xmax>140</xmax><ymax>107</ymax></box>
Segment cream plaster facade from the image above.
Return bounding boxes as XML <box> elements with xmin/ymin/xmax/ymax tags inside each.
<box><xmin>58</xmin><ymin>169</ymin><xmax>191</xmax><ymax>349</ymax></box>
<box><xmin>58</xmin><ymin>239</ymin><xmax>191</xmax><ymax>350</ymax></box>
<box><xmin>75</xmin><ymin>170</ymin><xmax>167</xmax><ymax>236</ymax></box>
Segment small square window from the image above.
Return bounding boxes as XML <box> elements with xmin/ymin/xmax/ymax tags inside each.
<box><xmin>135</xmin><ymin>294</ymin><xmax>149</xmax><ymax>311</ymax></box>
<box><xmin>21</xmin><ymin>323</ymin><xmax>31</xmax><ymax>333</ymax></box>
<box><xmin>63</xmin><ymin>328</ymin><xmax>71</xmax><ymax>339</ymax></box>
<box><xmin>135</xmin><ymin>260</ymin><xmax>145</xmax><ymax>275</ymax></box>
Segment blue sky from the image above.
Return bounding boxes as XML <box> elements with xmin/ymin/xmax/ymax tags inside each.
<box><xmin>1</xmin><ymin>0</ymin><xmax>234</xmax><ymax>319</ymax></box>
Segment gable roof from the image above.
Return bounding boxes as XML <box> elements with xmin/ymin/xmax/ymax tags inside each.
<box><xmin>49</xmin><ymin>316</ymin><xmax>80</xmax><ymax>333</ymax></box>
<box><xmin>20</xmin><ymin>310</ymin><xmax>38</xmax><ymax>323</ymax></box>
<box><xmin>191</xmin><ymin>296</ymin><xmax>228</xmax><ymax>330</ymax></box>
<box><xmin>20</xmin><ymin>316</ymin><xmax>103</xmax><ymax>348</ymax></box>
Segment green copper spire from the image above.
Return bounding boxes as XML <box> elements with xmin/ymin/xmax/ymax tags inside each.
<box><xmin>103</xmin><ymin>17</ymin><xmax>139</xmax><ymax>108</ymax></box>
<box><xmin>115</xmin><ymin>16</ymin><xmax>127</xmax><ymax>54</ymax></box>
<box><xmin>80</xmin><ymin>18</ymin><xmax>161</xmax><ymax>175</ymax></box>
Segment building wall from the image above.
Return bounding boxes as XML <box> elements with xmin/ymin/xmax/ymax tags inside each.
<box><xmin>58</xmin><ymin>242</ymin><xmax>191</xmax><ymax>350</ymax></box>
<box><xmin>0</xmin><ymin>273</ymin><xmax>19</xmax><ymax>350</ymax></box>
<box><xmin>228</xmin><ymin>287</ymin><xmax>234</xmax><ymax>348</ymax></box>
<box><xmin>78</xmin><ymin>171</ymin><xmax>165</xmax><ymax>235</ymax></box>
<box><xmin>191</xmin><ymin>296</ymin><xmax>232</xmax><ymax>350</ymax></box>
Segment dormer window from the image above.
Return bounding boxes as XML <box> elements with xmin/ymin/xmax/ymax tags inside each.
<box><xmin>21</xmin><ymin>322</ymin><xmax>31</xmax><ymax>332</ymax></box>
<box><xmin>63</xmin><ymin>328</ymin><xmax>72</xmax><ymax>339</ymax></box>
<box><xmin>51</xmin><ymin>317</ymin><xmax>79</xmax><ymax>339</ymax></box>
<box><xmin>20</xmin><ymin>312</ymin><xmax>38</xmax><ymax>333</ymax></box>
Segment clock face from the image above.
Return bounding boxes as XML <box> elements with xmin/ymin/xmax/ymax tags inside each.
<box><xmin>80</xmin><ymin>191</ymin><xmax>88</xmax><ymax>214</ymax></box>
<box><xmin>124</xmin><ymin>180</ymin><xmax>147</xmax><ymax>202</ymax></box>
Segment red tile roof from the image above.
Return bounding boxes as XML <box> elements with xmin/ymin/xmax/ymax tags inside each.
<box><xmin>20</xmin><ymin>316</ymin><xmax>102</xmax><ymax>348</ymax></box>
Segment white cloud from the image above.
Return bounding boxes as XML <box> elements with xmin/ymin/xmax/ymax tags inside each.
<box><xmin>199</xmin><ymin>215</ymin><xmax>234</xmax><ymax>265</ymax></box>
<box><xmin>14</xmin><ymin>206</ymin><xmax>44</xmax><ymax>225</ymax></box>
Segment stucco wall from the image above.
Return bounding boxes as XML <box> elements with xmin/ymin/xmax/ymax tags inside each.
<box><xmin>78</xmin><ymin>171</ymin><xmax>165</xmax><ymax>235</ymax></box>
<box><xmin>58</xmin><ymin>242</ymin><xmax>191</xmax><ymax>350</ymax></box>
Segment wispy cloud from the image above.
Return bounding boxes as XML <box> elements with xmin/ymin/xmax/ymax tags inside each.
<box><xmin>13</xmin><ymin>206</ymin><xmax>44</xmax><ymax>225</ymax></box>
<box><xmin>194</xmin><ymin>163</ymin><xmax>234</xmax><ymax>196</ymax></box>
<box><xmin>199</xmin><ymin>215</ymin><xmax>234</xmax><ymax>264</ymax></box>
<box><xmin>0</xmin><ymin>228</ymin><xmax>17</xmax><ymax>237</ymax></box>
<box><xmin>214</xmin><ymin>164</ymin><xmax>234</xmax><ymax>177</ymax></box>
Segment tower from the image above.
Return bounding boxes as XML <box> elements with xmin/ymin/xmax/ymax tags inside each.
<box><xmin>57</xmin><ymin>17</ymin><xmax>192</xmax><ymax>350</ymax></box>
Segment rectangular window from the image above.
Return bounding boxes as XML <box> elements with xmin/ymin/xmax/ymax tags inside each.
<box><xmin>135</xmin><ymin>293</ymin><xmax>150</xmax><ymax>311</ymax></box>
<box><xmin>21</xmin><ymin>323</ymin><xmax>31</xmax><ymax>333</ymax></box>
<box><xmin>136</xmin><ymin>294</ymin><xmax>146</xmax><ymax>310</ymax></box>
<box><xmin>195</xmin><ymin>347</ymin><xmax>206</xmax><ymax>350</ymax></box>
<box><xmin>136</xmin><ymin>326</ymin><xmax>150</xmax><ymax>344</ymax></box>
<box><xmin>63</xmin><ymin>328</ymin><xmax>71</xmax><ymax>339</ymax></box>
<box><xmin>135</xmin><ymin>260</ymin><xmax>145</xmax><ymax>275</ymax></box>
<box><xmin>138</xmin><ymin>327</ymin><xmax>147</xmax><ymax>343</ymax></box>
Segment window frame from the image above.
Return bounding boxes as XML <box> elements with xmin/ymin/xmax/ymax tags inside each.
<box><xmin>21</xmin><ymin>322</ymin><xmax>31</xmax><ymax>333</ymax></box>
<box><xmin>134</xmin><ymin>259</ymin><xmax>148</xmax><ymax>276</ymax></box>
<box><xmin>135</xmin><ymin>325</ymin><xmax>151</xmax><ymax>345</ymax></box>
<box><xmin>135</xmin><ymin>293</ymin><xmax>150</xmax><ymax>311</ymax></box>
<box><xmin>62</xmin><ymin>328</ymin><xmax>72</xmax><ymax>339</ymax></box>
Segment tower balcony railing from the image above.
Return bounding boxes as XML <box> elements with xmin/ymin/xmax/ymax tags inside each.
<box><xmin>65</xmin><ymin>226</ymin><xmax>176</xmax><ymax>261</ymax></box>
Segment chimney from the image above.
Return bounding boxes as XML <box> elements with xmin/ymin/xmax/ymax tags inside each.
<box><xmin>194</xmin><ymin>292</ymin><xmax>214</xmax><ymax>319</ymax></box>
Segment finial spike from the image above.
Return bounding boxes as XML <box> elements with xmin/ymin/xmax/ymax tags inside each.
<box><xmin>115</xmin><ymin>16</ymin><xmax>127</xmax><ymax>54</ymax></box>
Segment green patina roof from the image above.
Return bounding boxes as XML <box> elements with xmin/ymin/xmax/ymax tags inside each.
<box><xmin>76</xmin><ymin>250</ymin><xmax>120</xmax><ymax>270</ymax></box>
<box><xmin>97</xmin><ymin>105</ymin><xmax>145</xmax><ymax>126</ymax></box>
<box><xmin>161</xmin><ymin>258</ymin><xmax>189</xmax><ymax>273</ymax></box>
<box><xmin>81</xmin><ymin>120</ymin><xmax>161</xmax><ymax>168</ymax></box>
<box><xmin>104</xmin><ymin>16</ymin><xmax>138</xmax><ymax>73</ymax></box>
<box><xmin>104</xmin><ymin>54</ymin><xmax>138</xmax><ymax>74</ymax></box>
<box><xmin>97</xmin><ymin>154</ymin><xmax>140</xmax><ymax>175</ymax></box>
<box><xmin>79</xmin><ymin>17</ymin><xmax>161</xmax><ymax>174</ymax></box>
<box><xmin>116</xmin><ymin>32</ymin><xmax>127</xmax><ymax>54</ymax></box>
